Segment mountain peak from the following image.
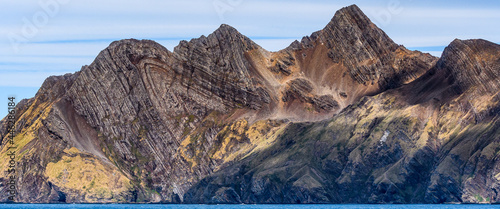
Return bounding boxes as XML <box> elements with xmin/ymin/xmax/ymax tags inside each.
<box><xmin>330</xmin><ymin>4</ymin><xmax>373</xmax><ymax>30</ymax></box>
<box><xmin>445</xmin><ymin>38</ymin><xmax>498</xmax><ymax>52</ymax></box>
<box><xmin>438</xmin><ymin>38</ymin><xmax>500</xmax><ymax>93</ymax></box>
<box><xmin>333</xmin><ymin>4</ymin><xmax>364</xmax><ymax>19</ymax></box>
<box><xmin>211</xmin><ymin>23</ymin><xmax>242</xmax><ymax>38</ymax></box>
<box><xmin>174</xmin><ymin>23</ymin><xmax>259</xmax><ymax>55</ymax></box>
<box><xmin>217</xmin><ymin>23</ymin><xmax>237</xmax><ymax>31</ymax></box>
<box><xmin>303</xmin><ymin>4</ymin><xmax>433</xmax><ymax>89</ymax></box>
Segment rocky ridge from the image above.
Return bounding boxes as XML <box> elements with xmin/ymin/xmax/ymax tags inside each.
<box><xmin>1</xmin><ymin>4</ymin><xmax>499</xmax><ymax>204</ymax></box>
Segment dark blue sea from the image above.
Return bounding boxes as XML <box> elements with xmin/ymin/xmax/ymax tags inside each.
<box><xmin>0</xmin><ymin>205</ymin><xmax>498</xmax><ymax>209</ymax></box>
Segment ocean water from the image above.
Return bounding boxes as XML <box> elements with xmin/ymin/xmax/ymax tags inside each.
<box><xmin>0</xmin><ymin>205</ymin><xmax>498</xmax><ymax>209</ymax></box>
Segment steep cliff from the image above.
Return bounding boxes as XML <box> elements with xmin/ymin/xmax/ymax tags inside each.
<box><xmin>1</xmin><ymin>4</ymin><xmax>498</xmax><ymax>204</ymax></box>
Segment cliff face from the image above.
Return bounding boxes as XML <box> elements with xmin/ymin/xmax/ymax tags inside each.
<box><xmin>0</xmin><ymin>4</ymin><xmax>498</xmax><ymax>204</ymax></box>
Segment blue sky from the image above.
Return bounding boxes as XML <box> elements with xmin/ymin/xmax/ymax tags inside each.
<box><xmin>0</xmin><ymin>0</ymin><xmax>499</xmax><ymax>117</ymax></box>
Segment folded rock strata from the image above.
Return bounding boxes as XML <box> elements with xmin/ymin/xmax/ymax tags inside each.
<box><xmin>1</xmin><ymin>4</ymin><xmax>499</xmax><ymax>204</ymax></box>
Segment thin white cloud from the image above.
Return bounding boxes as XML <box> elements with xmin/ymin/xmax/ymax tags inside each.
<box><xmin>399</xmin><ymin>8</ymin><xmax>500</xmax><ymax>19</ymax></box>
<box><xmin>0</xmin><ymin>72</ymin><xmax>66</xmax><ymax>87</ymax></box>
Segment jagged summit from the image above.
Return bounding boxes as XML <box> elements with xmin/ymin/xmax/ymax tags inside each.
<box><xmin>330</xmin><ymin>4</ymin><xmax>375</xmax><ymax>29</ymax></box>
<box><xmin>215</xmin><ymin>23</ymin><xmax>239</xmax><ymax>33</ymax></box>
<box><xmin>209</xmin><ymin>23</ymin><xmax>249</xmax><ymax>43</ymax></box>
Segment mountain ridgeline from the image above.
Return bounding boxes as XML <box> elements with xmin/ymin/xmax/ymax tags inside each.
<box><xmin>1</xmin><ymin>5</ymin><xmax>499</xmax><ymax>204</ymax></box>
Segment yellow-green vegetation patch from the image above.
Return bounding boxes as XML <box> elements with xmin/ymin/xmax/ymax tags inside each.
<box><xmin>474</xmin><ymin>194</ymin><xmax>487</xmax><ymax>203</ymax></box>
<box><xmin>0</xmin><ymin>97</ymin><xmax>57</xmax><ymax>176</ymax></box>
<box><xmin>211</xmin><ymin>119</ymin><xmax>249</xmax><ymax>160</ymax></box>
<box><xmin>179</xmin><ymin>118</ymin><xmax>288</xmax><ymax>171</ymax></box>
<box><xmin>214</xmin><ymin>119</ymin><xmax>288</xmax><ymax>163</ymax></box>
<box><xmin>1</xmin><ymin>114</ymin><xmax>48</xmax><ymax>176</ymax></box>
<box><xmin>45</xmin><ymin>147</ymin><xmax>132</xmax><ymax>202</ymax></box>
<box><xmin>0</xmin><ymin>133</ymin><xmax>34</xmax><ymax>172</ymax></box>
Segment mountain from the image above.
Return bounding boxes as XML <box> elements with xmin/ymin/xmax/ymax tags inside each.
<box><xmin>0</xmin><ymin>4</ymin><xmax>499</xmax><ymax>204</ymax></box>
<box><xmin>185</xmin><ymin>38</ymin><xmax>500</xmax><ymax>203</ymax></box>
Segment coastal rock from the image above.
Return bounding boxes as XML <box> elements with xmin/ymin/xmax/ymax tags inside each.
<box><xmin>1</xmin><ymin>4</ymin><xmax>498</xmax><ymax>204</ymax></box>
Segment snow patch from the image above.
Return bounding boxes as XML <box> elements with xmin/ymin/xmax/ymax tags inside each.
<box><xmin>380</xmin><ymin>130</ymin><xmax>390</xmax><ymax>143</ymax></box>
